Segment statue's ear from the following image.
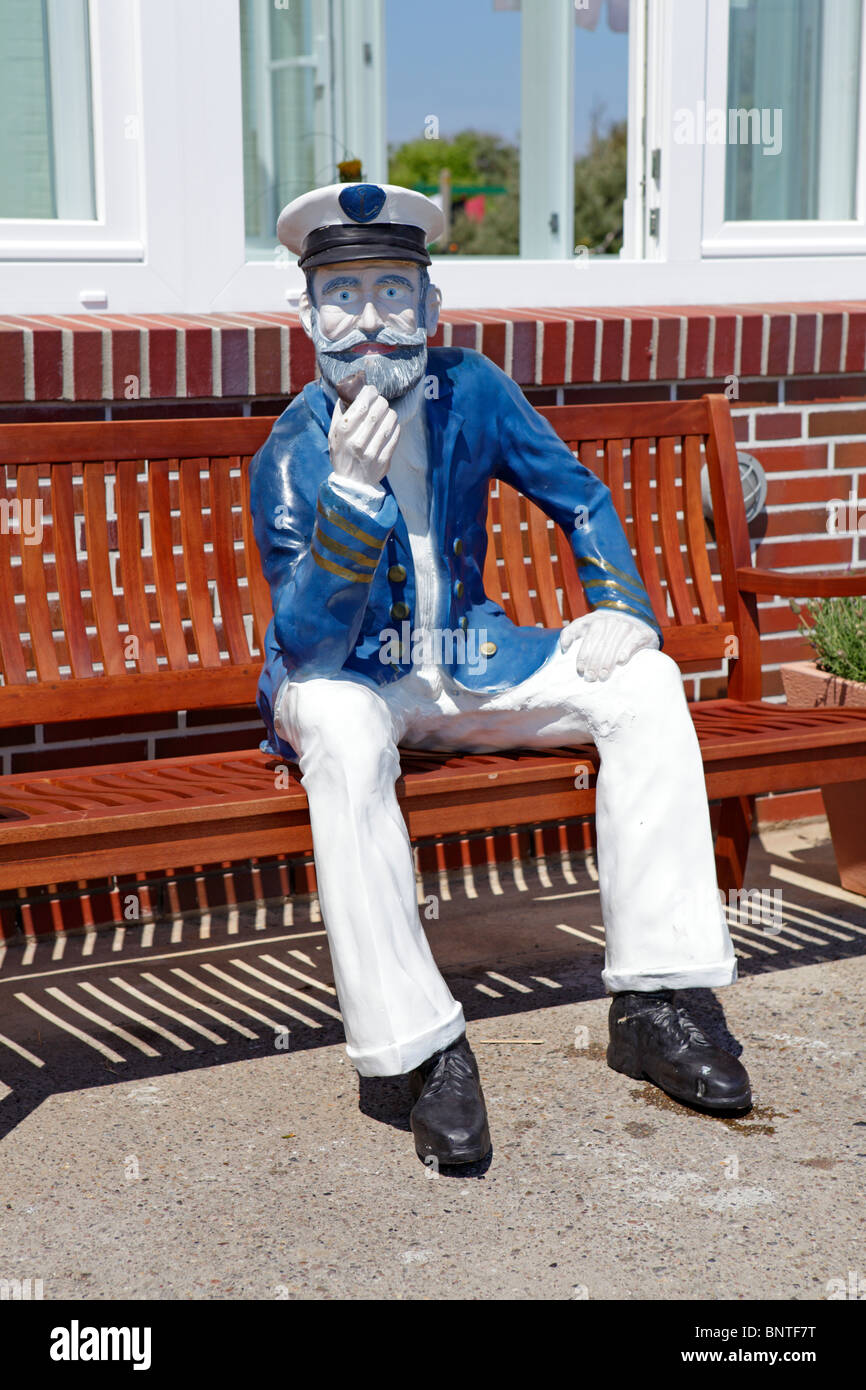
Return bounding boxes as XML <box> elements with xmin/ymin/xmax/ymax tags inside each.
<box><xmin>425</xmin><ymin>282</ymin><xmax>442</xmax><ymax>338</ymax></box>
<box><xmin>298</xmin><ymin>288</ymin><xmax>313</xmax><ymax>339</ymax></box>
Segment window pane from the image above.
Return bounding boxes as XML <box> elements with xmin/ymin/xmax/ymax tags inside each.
<box><xmin>725</xmin><ymin>0</ymin><xmax>861</xmax><ymax>221</ymax></box>
<box><xmin>573</xmin><ymin>0</ymin><xmax>629</xmax><ymax>257</ymax></box>
<box><xmin>0</xmin><ymin>0</ymin><xmax>96</xmax><ymax>220</ymax></box>
<box><xmin>240</xmin><ymin>0</ymin><xmax>320</xmax><ymax>257</ymax></box>
<box><xmin>386</xmin><ymin>0</ymin><xmax>521</xmax><ymax>256</ymax></box>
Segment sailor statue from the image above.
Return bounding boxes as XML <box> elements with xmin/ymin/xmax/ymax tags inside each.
<box><xmin>249</xmin><ymin>181</ymin><xmax>751</xmax><ymax>1167</ymax></box>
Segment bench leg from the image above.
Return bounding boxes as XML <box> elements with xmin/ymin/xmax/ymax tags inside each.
<box><xmin>715</xmin><ymin>795</ymin><xmax>755</xmax><ymax>895</ymax></box>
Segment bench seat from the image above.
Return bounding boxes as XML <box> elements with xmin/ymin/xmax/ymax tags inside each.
<box><xmin>3</xmin><ymin>699</ymin><xmax>866</xmax><ymax>892</ymax></box>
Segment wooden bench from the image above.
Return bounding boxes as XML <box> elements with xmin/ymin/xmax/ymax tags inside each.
<box><xmin>2</xmin><ymin>395</ymin><xmax>866</xmax><ymax>918</ymax></box>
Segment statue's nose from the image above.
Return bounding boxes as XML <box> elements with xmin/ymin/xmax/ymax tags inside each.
<box><xmin>358</xmin><ymin>299</ymin><xmax>384</xmax><ymax>333</ymax></box>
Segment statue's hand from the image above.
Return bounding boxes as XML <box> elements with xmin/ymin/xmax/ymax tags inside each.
<box><xmin>328</xmin><ymin>382</ymin><xmax>399</xmax><ymax>487</ymax></box>
<box><xmin>560</xmin><ymin>609</ymin><xmax>659</xmax><ymax>681</ymax></box>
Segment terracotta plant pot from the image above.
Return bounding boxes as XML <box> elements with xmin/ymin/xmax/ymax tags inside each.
<box><xmin>780</xmin><ymin>660</ymin><xmax>866</xmax><ymax>895</ymax></box>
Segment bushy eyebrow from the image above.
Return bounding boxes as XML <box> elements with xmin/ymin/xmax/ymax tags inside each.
<box><xmin>318</xmin><ymin>272</ymin><xmax>415</xmax><ymax>295</ymax></box>
<box><xmin>319</xmin><ymin>275</ymin><xmax>360</xmax><ymax>294</ymax></box>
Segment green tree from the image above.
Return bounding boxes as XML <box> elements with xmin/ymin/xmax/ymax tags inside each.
<box><xmin>388</xmin><ymin>131</ymin><xmax>519</xmax><ymax>256</ymax></box>
<box><xmin>573</xmin><ymin>119</ymin><xmax>627</xmax><ymax>254</ymax></box>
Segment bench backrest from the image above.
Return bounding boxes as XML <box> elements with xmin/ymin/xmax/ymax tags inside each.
<box><xmin>0</xmin><ymin>393</ymin><xmax>756</xmax><ymax>730</ymax></box>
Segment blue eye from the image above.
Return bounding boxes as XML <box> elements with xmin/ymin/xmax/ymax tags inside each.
<box><xmin>338</xmin><ymin>290</ymin><xmax>352</xmax><ymax>302</ymax></box>
<box><xmin>383</xmin><ymin>287</ymin><xmax>398</xmax><ymax>298</ymax></box>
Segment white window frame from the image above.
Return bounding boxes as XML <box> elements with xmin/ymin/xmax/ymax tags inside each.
<box><xmin>700</xmin><ymin>0</ymin><xmax>866</xmax><ymax>257</ymax></box>
<box><xmin>1</xmin><ymin>0</ymin><xmax>866</xmax><ymax>316</ymax></box>
<box><xmin>0</xmin><ymin>0</ymin><xmax>143</xmax><ymax>262</ymax></box>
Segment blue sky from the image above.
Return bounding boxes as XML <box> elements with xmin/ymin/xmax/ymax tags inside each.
<box><xmin>384</xmin><ymin>0</ymin><xmax>629</xmax><ymax>154</ymax></box>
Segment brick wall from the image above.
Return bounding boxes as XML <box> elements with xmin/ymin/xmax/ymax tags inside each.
<box><xmin>2</xmin><ymin>304</ymin><xmax>864</xmax><ymax>936</ymax></box>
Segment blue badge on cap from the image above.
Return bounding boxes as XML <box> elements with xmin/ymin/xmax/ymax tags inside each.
<box><xmin>339</xmin><ymin>184</ymin><xmax>386</xmax><ymax>224</ymax></box>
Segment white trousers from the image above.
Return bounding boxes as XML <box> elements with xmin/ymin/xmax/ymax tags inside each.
<box><xmin>274</xmin><ymin>645</ymin><xmax>737</xmax><ymax>1077</ymax></box>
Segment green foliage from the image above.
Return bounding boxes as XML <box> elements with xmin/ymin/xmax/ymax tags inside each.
<box><xmin>388</xmin><ymin>130</ymin><xmax>517</xmax><ymax>191</ymax></box>
<box><xmin>574</xmin><ymin>120</ymin><xmax>627</xmax><ymax>254</ymax></box>
<box><xmin>794</xmin><ymin>595</ymin><xmax>866</xmax><ymax>684</ymax></box>
<box><xmin>388</xmin><ymin>120</ymin><xmax>628</xmax><ymax>257</ymax></box>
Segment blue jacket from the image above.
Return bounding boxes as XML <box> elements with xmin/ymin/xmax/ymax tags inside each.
<box><xmin>249</xmin><ymin>346</ymin><xmax>661</xmax><ymax>759</ymax></box>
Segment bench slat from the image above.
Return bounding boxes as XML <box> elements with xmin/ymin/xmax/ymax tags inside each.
<box><xmin>179</xmin><ymin>458</ymin><xmax>222</xmax><ymax>668</ymax></box>
<box><xmin>83</xmin><ymin>462</ymin><xmax>127</xmax><ymax>677</ymax></box>
<box><xmin>18</xmin><ymin>465</ymin><xmax>61</xmax><ymax>680</ymax></box>
<box><xmin>116</xmin><ymin>458</ymin><xmax>161</xmax><ymax>674</ymax></box>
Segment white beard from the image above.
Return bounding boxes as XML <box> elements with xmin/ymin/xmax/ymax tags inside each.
<box><xmin>309</xmin><ymin>307</ymin><xmax>428</xmax><ymax>402</ymax></box>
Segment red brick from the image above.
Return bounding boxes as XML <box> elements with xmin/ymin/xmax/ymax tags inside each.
<box><xmin>445</xmin><ymin>318</ymin><xmax>476</xmax><ymax>350</ymax></box>
<box><xmin>760</xmin><ymin>506</ymin><xmax>831</xmax><ymax>539</ymax></box>
<box><xmin>563</xmin><ymin>383</ymin><xmax>672</xmax><ymax>404</ymax></box>
<box><xmin>677</xmin><ymin>380</ymin><xmax>776</xmax><ymax>404</ymax></box>
<box><xmin>72</xmin><ymin>327</ymin><xmax>104</xmax><ymax>400</ymax></box>
<box><xmin>218</xmin><ymin>326</ymin><xmax>249</xmax><ymax>397</ymax></box>
<box><xmin>0</xmin><ymin>327</ymin><xmax>25</xmax><ymax>401</ymax></box>
<box><xmin>627</xmin><ymin>313</ymin><xmax>654</xmax><ymax>382</ymax></box>
<box><xmin>733</xmin><ymin>415</ymin><xmax>749</xmax><ymax>443</ymax></box>
<box><xmin>843</xmin><ymin>309</ymin><xmax>866</xmax><ymax>372</ymax></box>
<box><xmin>710</xmin><ymin>313</ymin><xmax>737</xmax><ymax>377</ymax></box>
<box><xmin>571</xmin><ymin>316</ymin><xmax>598</xmax><ymax>382</ymax></box>
<box><xmin>761</xmin><ymin>633</ymin><xmax>819</xmax><ymax>665</ymax></box>
<box><xmin>146</xmin><ymin>324</ymin><xmax>178</xmax><ymax>398</ymax></box>
<box><xmin>253</xmin><ymin>324</ymin><xmax>282</xmax><ymax>396</ymax></box>
<box><xmin>31</xmin><ymin>324</ymin><xmax>63</xmax><ymax>400</ymax></box>
<box><xmin>684</xmin><ymin>315</ymin><xmax>710</xmax><ymax>379</ymax></box>
<box><xmin>834</xmin><ymin>440</ymin><xmax>866</xmax><ymax>469</ymax></box>
<box><xmin>185</xmin><ymin>705</ymin><xmax>259</xmax><ymax>727</ymax></box>
<box><xmin>819</xmin><ymin>312</ymin><xmax>845</xmax><ymax>373</ymax></box>
<box><xmin>767</xmin><ymin>474</ymin><xmax>854</xmax><ymax>505</ymax></box>
<box><xmin>510</xmin><ymin>319</ymin><xmax>537</xmax><ymax>384</ymax></box>
<box><xmin>752</xmin><ymin>537</ymin><xmax>853</xmax><ymax>567</ymax></box>
<box><xmin>738</xmin><ymin>312</ymin><xmax>764</xmax><ymax>376</ymax></box>
<box><xmin>110</xmin><ymin>327</ymin><xmax>141</xmax><ymax>401</ymax></box>
<box><xmin>599</xmin><ymin>316</ymin><xmax>625</xmax><ymax>382</ymax></box>
<box><xmin>655</xmin><ymin>315</ymin><xmax>681</xmax><ymax>380</ymax></box>
<box><xmin>539</xmin><ymin>316</ymin><xmax>567</xmax><ymax>385</ymax></box>
<box><xmin>751</xmin><ymin>443</ymin><xmax>828</xmax><ymax>472</ymax></box>
<box><xmin>785</xmin><ymin>375</ymin><xmax>866</xmax><ymax>404</ymax></box>
<box><xmin>756</xmin><ymin>600</ymin><xmax>806</xmax><ymax>635</ymax></box>
<box><xmin>754</xmin><ymin>411</ymin><xmax>802</xmax><ymax>440</ymax></box>
<box><xmin>807</xmin><ymin>407</ymin><xmax>866</xmax><ymax>437</ymax></box>
<box><xmin>43</xmin><ymin>712</ymin><xmax>179</xmax><ymax>743</ymax></box>
<box><xmin>766</xmin><ymin>314</ymin><xmax>792</xmax><ymax>376</ymax></box>
<box><xmin>153</xmin><ymin>728</ymin><xmax>259</xmax><ymax>758</ymax></box>
<box><xmin>479</xmin><ymin>319</ymin><xmax>507</xmax><ymax>371</ymax></box>
<box><xmin>11</xmin><ymin>741</ymin><xmax>149</xmax><ymax>774</ymax></box>
<box><xmin>183</xmin><ymin>324</ymin><xmax>214</xmax><ymax>397</ymax></box>
<box><xmin>793</xmin><ymin>314</ymin><xmax>818</xmax><ymax>374</ymax></box>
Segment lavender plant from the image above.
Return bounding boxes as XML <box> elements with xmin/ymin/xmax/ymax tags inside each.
<box><xmin>793</xmin><ymin>595</ymin><xmax>866</xmax><ymax>684</ymax></box>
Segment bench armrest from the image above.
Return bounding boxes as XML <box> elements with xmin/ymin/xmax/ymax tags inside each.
<box><xmin>736</xmin><ymin>566</ymin><xmax>866</xmax><ymax>599</ymax></box>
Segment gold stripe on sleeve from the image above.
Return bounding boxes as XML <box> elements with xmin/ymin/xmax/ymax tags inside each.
<box><xmin>579</xmin><ymin>554</ymin><xmax>649</xmax><ymax>596</ymax></box>
<box><xmin>311</xmin><ymin>547</ymin><xmax>374</xmax><ymax>583</ymax></box>
<box><xmin>317</xmin><ymin>498</ymin><xmax>385</xmax><ymax>549</ymax></box>
<box><xmin>315</xmin><ymin>527</ymin><xmax>379</xmax><ymax>568</ymax></box>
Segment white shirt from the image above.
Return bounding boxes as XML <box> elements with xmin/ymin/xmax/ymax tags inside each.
<box><xmin>324</xmin><ymin>378</ymin><xmax>447</xmax><ymax>694</ymax></box>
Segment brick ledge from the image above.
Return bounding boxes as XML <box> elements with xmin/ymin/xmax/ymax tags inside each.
<box><xmin>1</xmin><ymin>302</ymin><xmax>866</xmax><ymax>403</ymax></box>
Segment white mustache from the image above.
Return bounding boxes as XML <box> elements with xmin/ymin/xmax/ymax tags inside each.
<box><xmin>318</xmin><ymin>324</ymin><xmax>427</xmax><ymax>356</ymax></box>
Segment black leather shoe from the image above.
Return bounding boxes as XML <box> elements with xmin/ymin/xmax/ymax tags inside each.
<box><xmin>408</xmin><ymin>1034</ymin><xmax>491</xmax><ymax>1166</ymax></box>
<box><xmin>607</xmin><ymin>991</ymin><xmax>752</xmax><ymax>1113</ymax></box>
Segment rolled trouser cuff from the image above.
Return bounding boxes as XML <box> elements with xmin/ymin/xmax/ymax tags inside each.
<box><xmin>346</xmin><ymin>1001</ymin><xmax>466</xmax><ymax>1077</ymax></box>
<box><xmin>602</xmin><ymin>957</ymin><xmax>738</xmax><ymax>994</ymax></box>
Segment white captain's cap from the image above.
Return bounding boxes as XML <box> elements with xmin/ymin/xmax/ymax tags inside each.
<box><xmin>277</xmin><ymin>182</ymin><xmax>445</xmax><ymax>270</ymax></box>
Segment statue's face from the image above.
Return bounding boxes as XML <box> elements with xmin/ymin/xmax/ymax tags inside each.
<box><xmin>300</xmin><ymin>258</ymin><xmax>440</xmax><ymax>401</ymax></box>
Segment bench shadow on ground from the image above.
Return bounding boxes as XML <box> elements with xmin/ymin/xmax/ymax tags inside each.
<box><xmin>0</xmin><ymin>826</ymin><xmax>863</xmax><ymax>1147</ymax></box>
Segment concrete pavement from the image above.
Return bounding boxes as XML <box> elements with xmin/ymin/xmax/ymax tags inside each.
<box><xmin>0</xmin><ymin>818</ymin><xmax>864</xmax><ymax>1301</ymax></box>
